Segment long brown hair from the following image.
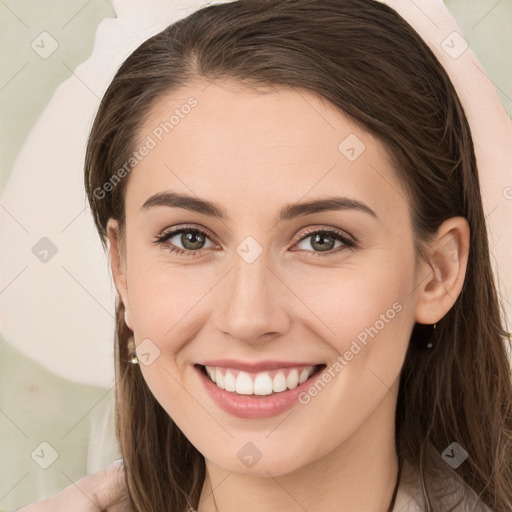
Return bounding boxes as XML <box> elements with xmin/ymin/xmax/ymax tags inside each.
<box><xmin>84</xmin><ymin>0</ymin><xmax>512</xmax><ymax>510</ymax></box>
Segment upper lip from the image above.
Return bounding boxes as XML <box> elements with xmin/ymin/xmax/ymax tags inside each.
<box><xmin>197</xmin><ymin>359</ymin><xmax>325</xmax><ymax>372</ymax></box>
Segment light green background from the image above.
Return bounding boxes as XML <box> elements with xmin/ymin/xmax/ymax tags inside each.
<box><xmin>0</xmin><ymin>0</ymin><xmax>511</xmax><ymax>509</ymax></box>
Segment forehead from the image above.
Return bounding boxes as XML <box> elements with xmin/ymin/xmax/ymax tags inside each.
<box><xmin>125</xmin><ymin>78</ymin><xmax>408</xmax><ymax>225</ymax></box>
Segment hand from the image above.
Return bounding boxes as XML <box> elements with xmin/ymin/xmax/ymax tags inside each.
<box><xmin>17</xmin><ymin>460</ymin><xmax>132</xmax><ymax>512</ymax></box>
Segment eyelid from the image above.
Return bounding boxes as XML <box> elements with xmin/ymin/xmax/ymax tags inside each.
<box><xmin>294</xmin><ymin>225</ymin><xmax>355</xmax><ymax>245</ymax></box>
<box><xmin>157</xmin><ymin>223</ymin><xmax>218</xmax><ymax>243</ymax></box>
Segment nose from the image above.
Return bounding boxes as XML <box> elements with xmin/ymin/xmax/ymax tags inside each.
<box><xmin>213</xmin><ymin>251</ymin><xmax>291</xmax><ymax>345</ymax></box>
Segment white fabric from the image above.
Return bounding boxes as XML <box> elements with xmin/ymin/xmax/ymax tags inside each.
<box><xmin>0</xmin><ymin>0</ymin><xmax>510</xmax><ymax>388</ymax></box>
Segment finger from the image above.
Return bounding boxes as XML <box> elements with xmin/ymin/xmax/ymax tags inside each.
<box><xmin>17</xmin><ymin>460</ymin><xmax>130</xmax><ymax>512</ymax></box>
<box><xmin>83</xmin><ymin>459</ymin><xmax>129</xmax><ymax>510</ymax></box>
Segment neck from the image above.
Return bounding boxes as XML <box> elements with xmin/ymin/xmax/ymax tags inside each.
<box><xmin>197</xmin><ymin>384</ymin><xmax>400</xmax><ymax>512</ymax></box>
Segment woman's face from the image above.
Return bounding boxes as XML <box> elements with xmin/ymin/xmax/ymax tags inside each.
<box><xmin>107</xmin><ymin>78</ymin><xmax>444</xmax><ymax>475</ymax></box>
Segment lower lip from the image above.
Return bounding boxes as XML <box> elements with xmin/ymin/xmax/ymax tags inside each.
<box><xmin>194</xmin><ymin>364</ymin><xmax>325</xmax><ymax>419</ymax></box>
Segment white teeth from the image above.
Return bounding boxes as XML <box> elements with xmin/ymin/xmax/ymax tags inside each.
<box><xmin>235</xmin><ymin>371</ymin><xmax>253</xmax><ymax>395</ymax></box>
<box><xmin>272</xmin><ymin>371</ymin><xmax>287</xmax><ymax>392</ymax></box>
<box><xmin>298</xmin><ymin>368</ymin><xmax>310</xmax><ymax>384</ymax></box>
<box><xmin>286</xmin><ymin>369</ymin><xmax>299</xmax><ymax>389</ymax></box>
<box><xmin>204</xmin><ymin>365</ymin><xmax>317</xmax><ymax>395</ymax></box>
<box><xmin>253</xmin><ymin>373</ymin><xmax>273</xmax><ymax>396</ymax></box>
<box><xmin>224</xmin><ymin>371</ymin><xmax>236</xmax><ymax>392</ymax></box>
<box><xmin>215</xmin><ymin>368</ymin><xmax>225</xmax><ymax>389</ymax></box>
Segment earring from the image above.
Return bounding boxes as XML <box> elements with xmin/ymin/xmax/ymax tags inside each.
<box><xmin>126</xmin><ymin>335</ymin><xmax>139</xmax><ymax>364</ymax></box>
<box><xmin>426</xmin><ymin>323</ymin><xmax>437</xmax><ymax>349</ymax></box>
<box><xmin>412</xmin><ymin>322</ymin><xmax>437</xmax><ymax>349</ymax></box>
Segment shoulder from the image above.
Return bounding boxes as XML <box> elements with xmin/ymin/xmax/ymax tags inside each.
<box><xmin>392</xmin><ymin>447</ymin><xmax>493</xmax><ymax>512</ymax></box>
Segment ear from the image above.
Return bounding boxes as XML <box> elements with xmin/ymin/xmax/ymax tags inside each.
<box><xmin>414</xmin><ymin>216</ymin><xmax>470</xmax><ymax>324</ymax></box>
<box><xmin>106</xmin><ymin>218</ymin><xmax>133</xmax><ymax>330</ymax></box>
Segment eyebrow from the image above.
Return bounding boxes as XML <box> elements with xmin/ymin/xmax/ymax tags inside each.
<box><xmin>140</xmin><ymin>191</ymin><xmax>378</xmax><ymax>221</ymax></box>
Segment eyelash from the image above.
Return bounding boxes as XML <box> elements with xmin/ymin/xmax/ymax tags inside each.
<box><xmin>152</xmin><ymin>224</ymin><xmax>356</xmax><ymax>258</ymax></box>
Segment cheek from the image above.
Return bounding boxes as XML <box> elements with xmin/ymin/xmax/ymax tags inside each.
<box><xmin>282</xmin><ymin>259</ymin><xmax>415</xmax><ymax>442</ymax></box>
<box><xmin>126</xmin><ymin>248</ymin><xmax>215</xmax><ymax>341</ymax></box>
<box><xmin>124</xmin><ymin>256</ymin><xmax>222</xmax><ymax>415</ymax></box>
<box><xmin>288</xmin><ymin>258</ymin><xmax>413</xmax><ymax>358</ymax></box>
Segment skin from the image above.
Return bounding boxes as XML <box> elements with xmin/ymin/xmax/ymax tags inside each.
<box><xmin>17</xmin><ymin>460</ymin><xmax>131</xmax><ymax>511</ymax></box>
<box><xmin>27</xmin><ymin>78</ymin><xmax>470</xmax><ymax>511</ymax></box>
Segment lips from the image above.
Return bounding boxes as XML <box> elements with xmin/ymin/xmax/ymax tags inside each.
<box><xmin>194</xmin><ymin>362</ymin><xmax>327</xmax><ymax>419</ymax></box>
